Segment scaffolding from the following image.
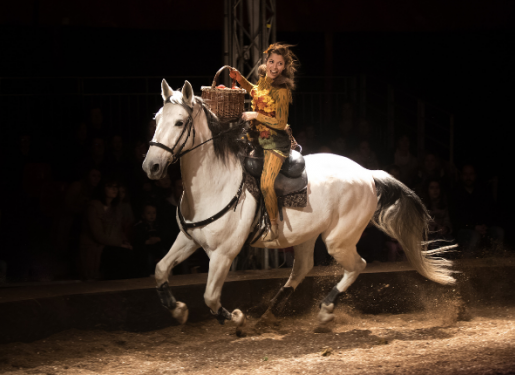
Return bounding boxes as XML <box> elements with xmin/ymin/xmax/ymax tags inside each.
<box><xmin>223</xmin><ymin>0</ymin><xmax>276</xmax><ymax>84</ymax></box>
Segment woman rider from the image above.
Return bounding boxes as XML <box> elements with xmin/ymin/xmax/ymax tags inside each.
<box><xmin>229</xmin><ymin>43</ymin><xmax>298</xmax><ymax>242</ymax></box>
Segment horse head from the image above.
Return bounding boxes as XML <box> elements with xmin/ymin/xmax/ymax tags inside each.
<box><xmin>143</xmin><ymin>80</ymin><xmax>197</xmax><ymax>179</ymax></box>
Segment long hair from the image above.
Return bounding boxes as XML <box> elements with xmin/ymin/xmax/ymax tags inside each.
<box><xmin>92</xmin><ymin>177</ymin><xmax>120</xmax><ymax>208</ymax></box>
<box><xmin>257</xmin><ymin>43</ymin><xmax>298</xmax><ymax>92</ymax></box>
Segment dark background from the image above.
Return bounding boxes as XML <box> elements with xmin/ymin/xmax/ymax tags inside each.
<box><xmin>1</xmin><ymin>0</ymin><xmax>514</xmax><ymax>173</ymax></box>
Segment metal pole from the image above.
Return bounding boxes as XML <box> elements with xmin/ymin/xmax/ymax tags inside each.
<box><xmin>417</xmin><ymin>99</ymin><xmax>425</xmax><ymax>160</ymax></box>
<box><xmin>450</xmin><ymin>114</ymin><xmax>454</xmax><ymax>166</ymax></box>
<box><xmin>387</xmin><ymin>84</ymin><xmax>395</xmax><ymax>152</ymax></box>
<box><xmin>264</xmin><ymin>247</ymin><xmax>270</xmax><ymax>270</ymax></box>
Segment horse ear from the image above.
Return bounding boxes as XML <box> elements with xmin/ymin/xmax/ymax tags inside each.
<box><xmin>161</xmin><ymin>79</ymin><xmax>173</xmax><ymax>101</ymax></box>
<box><xmin>182</xmin><ymin>80</ymin><xmax>194</xmax><ymax>108</ymax></box>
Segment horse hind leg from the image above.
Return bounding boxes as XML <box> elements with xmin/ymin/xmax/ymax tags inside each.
<box><xmin>317</xmin><ymin>243</ymin><xmax>366</xmax><ymax>330</ymax></box>
<box><xmin>260</xmin><ymin>237</ymin><xmax>316</xmax><ymax>324</ymax></box>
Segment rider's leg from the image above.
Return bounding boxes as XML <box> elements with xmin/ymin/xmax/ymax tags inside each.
<box><xmin>261</xmin><ymin>150</ymin><xmax>285</xmax><ymax>241</ymax></box>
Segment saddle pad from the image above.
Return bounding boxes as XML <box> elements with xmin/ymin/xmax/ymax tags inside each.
<box><xmin>245</xmin><ymin>173</ymin><xmax>307</xmax><ymax>208</ymax></box>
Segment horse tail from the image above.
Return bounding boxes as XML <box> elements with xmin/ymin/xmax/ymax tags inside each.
<box><xmin>371</xmin><ymin>170</ymin><xmax>456</xmax><ymax>285</ymax></box>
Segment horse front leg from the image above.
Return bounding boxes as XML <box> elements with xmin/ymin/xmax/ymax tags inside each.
<box><xmin>204</xmin><ymin>251</ymin><xmax>246</xmax><ymax>336</ymax></box>
<box><xmin>155</xmin><ymin>232</ymin><xmax>200</xmax><ymax>324</ymax></box>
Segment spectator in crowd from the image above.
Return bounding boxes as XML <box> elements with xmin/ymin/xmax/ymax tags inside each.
<box><xmin>118</xmin><ymin>184</ymin><xmax>135</xmax><ymax>241</ymax></box>
<box><xmin>422</xmin><ymin>179</ymin><xmax>454</xmax><ymax>247</ymax></box>
<box><xmin>79</xmin><ymin>178</ymin><xmax>134</xmax><ymax>280</ymax></box>
<box><xmin>88</xmin><ymin>107</ymin><xmax>105</xmax><ymax>138</ymax></box>
<box><xmin>132</xmin><ymin>203</ymin><xmax>168</xmax><ymax>276</ymax></box>
<box><xmin>106</xmin><ymin>134</ymin><xmax>132</xmax><ymax>183</ymax></box>
<box><xmin>350</xmin><ymin>140</ymin><xmax>379</xmax><ymax>170</ymax></box>
<box><xmin>393</xmin><ymin>135</ymin><xmax>418</xmax><ymax>187</ymax></box>
<box><xmin>414</xmin><ymin>152</ymin><xmax>450</xmax><ymax>194</ymax></box>
<box><xmin>451</xmin><ymin>164</ymin><xmax>504</xmax><ymax>258</ymax></box>
<box><xmin>80</xmin><ymin>136</ymin><xmax>109</xmax><ymax>175</ymax></box>
<box><xmin>58</xmin><ymin>167</ymin><xmax>102</xmax><ymax>263</ymax></box>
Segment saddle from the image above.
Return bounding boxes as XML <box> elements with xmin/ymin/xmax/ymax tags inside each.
<box><xmin>244</xmin><ymin>148</ymin><xmax>307</xmax><ymax>198</ymax></box>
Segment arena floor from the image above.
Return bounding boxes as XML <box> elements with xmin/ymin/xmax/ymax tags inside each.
<box><xmin>0</xmin><ymin>304</ymin><xmax>514</xmax><ymax>374</ymax></box>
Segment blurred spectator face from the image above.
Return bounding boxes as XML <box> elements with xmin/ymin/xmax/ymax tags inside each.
<box><xmin>90</xmin><ymin>108</ymin><xmax>103</xmax><ymax>129</ymax></box>
<box><xmin>92</xmin><ymin>138</ymin><xmax>105</xmax><ymax>157</ymax></box>
<box><xmin>319</xmin><ymin>146</ymin><xmax>332</xmax><ymax>153</ymax></box>
<box><xmin>112</xmin><ymin>136</ymin><xmax>123</xmax><ymax>152</ymax></box>
<box><xmin>358</xmin><ymin>141</ymin><xmax>371</xmax><ymax>157</ymax></box>
<box><xmin>143</xmin><ymin>205</ymin><xmax>157</xmax><ymax>222</ymax></box>
<box><xmin>104</xmin><ymin>183</ymin><xmax>119</xmax><ymax>199</ymax></box>
<box><xmin>424</xmin><ymin>154</ymin><xmax>437</xmax><ymax>172</ymax></box>
<box><xmin>387</xmin><ymin>166</ymin><xmax>401</xmax><ymax>180</ymax></box>
<box><xmin>88</xmin><ymin>169</ymin><xmax>102</xmax><ymax>188</ymax></box>
<box><xmin>428</xmin><ymin>181</ymin><xmax>441</xmax><ymax>200</ymax></box>
<box><xmin>398</xmin><ymin>136</ymin><xmax>410</xmax><ymax>153</ymax></box>
<box><xmin>461</xmin><ymin>165</ymin><xmax>477</xmax><ymax>187</ymax></box>
<box><xmin>156</xmin><ymin>175</ymin><xmax>171</xmax><ymax>189</ymax></box>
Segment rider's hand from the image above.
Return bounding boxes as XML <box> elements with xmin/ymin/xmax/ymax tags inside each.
<box><xmin>241</xmin><ymin>112</ymin><xmax>258</xmax><ymax>121</ymax></box>
<box><xmin>229</xmin><ymin>68</ymin><xmax>242</xmax><ymax>82</ymax></box>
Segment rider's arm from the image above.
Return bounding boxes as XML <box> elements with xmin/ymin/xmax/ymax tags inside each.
<box><xmin>236</xmin><ymin>75</ymin><xmax>255</xmax><ymax>93</ymax></box>
<box><xmin>256</xmin><ymin>88</ymin><xmax>289</xmax><ymax>130</ymax></box>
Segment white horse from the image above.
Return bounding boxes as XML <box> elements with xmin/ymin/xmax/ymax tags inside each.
<box><xmin>142</xmin><ymin>80</ymin><xmax>455</xmax><ymax>334</ymax></box>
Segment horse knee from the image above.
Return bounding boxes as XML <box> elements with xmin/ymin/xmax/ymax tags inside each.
<box><xmin>155</xmin><ymin>261</ymin><xmax>168</xmax><ymax>282</ymax></box>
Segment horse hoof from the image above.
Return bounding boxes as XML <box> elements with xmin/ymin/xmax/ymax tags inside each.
<box><xmin>318</xmin><ymin>303</ymin><xmax>335</xmax><ymax>324</ymax></box>
<box><xmin>232</xmin><ymin>309</ymin><xmax>246</xmax><ymax>328</ymax></box>
<box><xmin>172</xmin><ymin>301</ymin><xmax>189</xmax><ymax>324</ymax></box>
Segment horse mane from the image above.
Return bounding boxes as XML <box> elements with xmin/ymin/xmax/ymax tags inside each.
<box><xmin>163</xmin><ymin>91</ymin><xmax>248</xmax><ymax>164</ymax></box>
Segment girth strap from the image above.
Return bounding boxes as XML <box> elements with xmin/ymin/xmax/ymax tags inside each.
<box><xmin>177</xmin><ymin>171</ymin><xmax>246</xmax><ymax>233</ymax></box>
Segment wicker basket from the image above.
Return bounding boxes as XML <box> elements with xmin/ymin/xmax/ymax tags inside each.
<box><xmin>201</xmin><ymin>65</ymin><xmax>246</xmax><ymax>123</ymax></box>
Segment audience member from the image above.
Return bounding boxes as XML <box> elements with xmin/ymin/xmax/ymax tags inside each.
<box><xmin>451</xmin><ymin>165</ymin><xmax>504</xmax><ymax>258</ymax></box>
<box><xmin>132</xmin><ymin>203</ymin><xmax>168</xmax><ymax>276</ymax></box>
<box><xmin>422</xmin><ymin>179</ymin><xmax>454</xmax><ymax>248</ymax></box>
<box><xmin>106</xmin><ymin>134</ymin><xmax>132</xmax><ymax>183</ymax></box>
<box><xmin>393</xmin><ymin>135</ymin><xmax>418</xmax><ymax>187</ymax></box>
<box><xmin>414</xmin><ymin>152</ymin><xmax>450</xmax><ymax>194</ymax></box>
<box><xmin>79</xmin><ymin>178</ymin><xmax>134</xmax><ymax>280</ymax></box>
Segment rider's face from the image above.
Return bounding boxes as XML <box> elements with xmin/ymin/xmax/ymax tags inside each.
<box><xmin>266</xmin><ymin>53</ymin><xmax>285</xmax><ymax>80</ymax></box>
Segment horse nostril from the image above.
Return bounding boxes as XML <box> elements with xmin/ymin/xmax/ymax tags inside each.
<box><xmin>151</xmin><ymin>164</ymin><xmax>160</xmax><ymax>173</ymax></box>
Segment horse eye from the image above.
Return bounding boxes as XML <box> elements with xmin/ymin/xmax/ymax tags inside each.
<box><xmin>175</xmin><ymin>120</ymin><xmax>184</xmax><ymax>127</ymax></box>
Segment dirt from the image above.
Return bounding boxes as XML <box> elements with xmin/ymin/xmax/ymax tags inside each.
<box><xmin>0</xmin><ymin>304</ymin><xmax>514</xmax><ymax>375</ymax></box>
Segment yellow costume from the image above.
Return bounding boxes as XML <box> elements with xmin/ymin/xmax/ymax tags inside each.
<box><xmin>238</xmin><ymin>75</ymin><xmax>292</xmax><ymax>223</ymax></box>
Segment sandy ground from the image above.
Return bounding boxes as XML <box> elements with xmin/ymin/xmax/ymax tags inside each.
<box><xmin>0</xmin><ymin>304</ymin><xmax>514</xmax><ymax>375</ymax></box>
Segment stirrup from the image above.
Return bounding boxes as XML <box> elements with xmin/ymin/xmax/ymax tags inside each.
<box><xmin>262</xmin><ymin>223</ymin><xmax>279</xmax><ymax>242</ymax></box>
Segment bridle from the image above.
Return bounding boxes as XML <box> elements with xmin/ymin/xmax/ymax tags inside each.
<box><xmin>148</xmin><ymin>96</ymin><xmax>246</xmax><ymax>235</ymax></box>
<box><xmin>148</xmin><ymin>100</ymin><xmax>197</xmax><ymax>164</ymax></box>
<box><xmin>149</xmin><ymin>98</ymin><xmax>242</xmax><ymax>164</ymax></box>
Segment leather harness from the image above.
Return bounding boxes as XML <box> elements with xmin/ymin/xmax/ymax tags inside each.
<box><xmin>148</xmin><ymin>98</ymin><xmax>245</xmax><ymax>236</ymax></box>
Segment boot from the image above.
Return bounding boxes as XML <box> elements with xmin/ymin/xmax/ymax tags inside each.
<box><xmin>262</xmin><ymin>218</ymin><xmax>279</xmax><ymax>242</ymax></box>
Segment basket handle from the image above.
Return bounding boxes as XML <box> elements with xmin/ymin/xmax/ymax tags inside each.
<box><xmin>211</xmin><ymin>65</ymin><xmax>236</xmax><ymax>89</ymax></box>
